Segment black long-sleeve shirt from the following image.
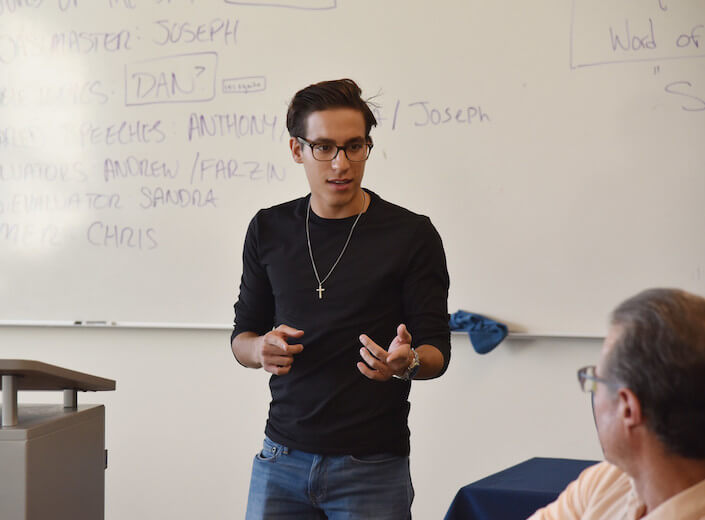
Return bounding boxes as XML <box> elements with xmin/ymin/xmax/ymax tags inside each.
<box><xmin>232</xmin><ymin>190</ymin><xmax>450</xmax><ymax>456</ymax></box>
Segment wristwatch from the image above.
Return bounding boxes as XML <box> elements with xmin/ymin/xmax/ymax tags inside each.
<box><xmin>395</xmin><ymin>348</ymin><xmax>420</xmax><ymax>381</ymax></box>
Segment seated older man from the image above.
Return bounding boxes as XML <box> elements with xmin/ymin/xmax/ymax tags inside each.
<box><xmin>529</xmin><ymin>288</ymin><xmax>705</xmax><ymax>520</ymax></box>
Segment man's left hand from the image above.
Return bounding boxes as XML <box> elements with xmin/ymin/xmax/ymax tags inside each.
<box><xmin>357</xmin><ymin>324</ymin><xmax>413</xmax><ymax>381</ymax></box>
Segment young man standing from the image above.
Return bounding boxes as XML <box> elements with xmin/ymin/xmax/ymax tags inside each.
<box><xmin>231</xmin><ymin>79</ymin><xmax>451</xmax><ymax>519</ymax></box>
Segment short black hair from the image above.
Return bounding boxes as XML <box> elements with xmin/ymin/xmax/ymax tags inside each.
<box><xmin>606</xmin><ymin>288</ymin><xmax>705</xmax><ymax>459</ymax></box>
<box><xmin>286</xmin><ymin>78</ymin><xmax>377</xmax><ymax>139</ymax></box>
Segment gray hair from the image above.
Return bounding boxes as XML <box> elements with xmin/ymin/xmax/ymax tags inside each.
<box><xmin>605</xmin><ymin>288</ymin><xmax>705</xmax><ymax>459</ymax></box>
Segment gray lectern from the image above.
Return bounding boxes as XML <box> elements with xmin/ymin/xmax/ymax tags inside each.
<box><xmin>0</xmin><ymin>359</ymin><xmax>116</xmax><ymax>520</ymax></box>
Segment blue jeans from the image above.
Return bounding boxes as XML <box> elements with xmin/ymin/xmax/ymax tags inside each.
<box><xmin>245</xmin><ymin>437</ymin><xmax>414</xmax><ymax>519</ymax></box>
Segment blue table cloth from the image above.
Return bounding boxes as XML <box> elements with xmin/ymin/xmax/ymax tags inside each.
<box><xmin>444</xmin><ymin>457</ymin><xmax>599</xmax><ymax>520</ymax></box>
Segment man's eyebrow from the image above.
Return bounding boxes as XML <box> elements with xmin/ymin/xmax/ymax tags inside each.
<box><xmin>308</xmin><ymin>136</ymin><xmax>366</xmax><ymax>144</ymax></box>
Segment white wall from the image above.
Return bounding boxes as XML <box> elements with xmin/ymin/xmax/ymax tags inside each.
<box><xmin>0</xmin><ymin>327</ymin><xmax>603</xmax><ymax>519</ymax></box>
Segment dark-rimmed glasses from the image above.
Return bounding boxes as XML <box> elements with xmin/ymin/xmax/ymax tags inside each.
<box><xmin>577</xmin><ymin>365</ymin><xmax>615</xmax><ymax>393</ymax></box>
<box><xmin>297</xmin><ymin>137</ymin><xmax>373</xmax><ymax>162</ymax></box>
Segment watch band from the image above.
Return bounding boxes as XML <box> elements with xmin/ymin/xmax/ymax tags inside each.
<box><xmin>394</xmin><ymin>348</ymin><xmax>420</xmax><ymax>381</ymax></box>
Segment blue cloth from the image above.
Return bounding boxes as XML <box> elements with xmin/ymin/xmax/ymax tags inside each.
<box><xmin>246</xmin><ymin>437</ymin><xmax>413</xmax><ymax>519</ymax></box>
<box><xmin>449</xmin><ymin>311</ymin><xmax>508</xmax><ymax>354</ymax></box>
<box><xmin>444</xmin><ymin>457</ymin><xmax>599</xmax><ymax>520</ymax></box>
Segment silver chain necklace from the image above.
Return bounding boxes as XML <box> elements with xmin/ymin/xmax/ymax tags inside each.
<box><xmin>306</xmin><ymin>190</ymin><xmax>366</xmax><ymax>299</ymax></box>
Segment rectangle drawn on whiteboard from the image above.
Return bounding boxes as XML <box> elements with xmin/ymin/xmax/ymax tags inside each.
<box><xmin>223</xmin><ymin>76</ymin><xmax>267</xmax><ymax>94</ymax></box>
<box><xmin>223</xmin><ymin>0</ymin><xmax>336</xmax><ymax>9</ymax></box>
<box><xmin>125</xmin><ymin>52</ymin><xmax>218</xmax><ymax>106</ymax></box>
<box><xmin>570</xmin><ymin>0</ymin><xmax>705</xmax><ymax>68</ymax></box>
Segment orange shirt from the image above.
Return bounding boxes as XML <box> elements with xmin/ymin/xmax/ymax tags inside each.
<box><xmin>528</xmin><ymin>461</ymin><xmax>705</xmax><ymax>520</ymax></box>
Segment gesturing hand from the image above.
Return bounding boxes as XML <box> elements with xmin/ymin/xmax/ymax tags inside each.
<box><xmin>258</xmin><ymin>325</ymin><xmax>304</xmax><ymax>376</ymax></box>
<box><xmin>357</xmin><ymin>324</ymin><xmax>413</xmax><ymax>381</ymax></box>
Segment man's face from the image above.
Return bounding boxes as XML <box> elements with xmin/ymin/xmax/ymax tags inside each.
<box><xmin>593</xmin><ymin>325</ymin><xmax>624</xmax><ymax>464</ymax></box>
<box><xmin>290</xmin><ymin>108</ymin><xmax>368</xmax><ymax>219</ymax></box>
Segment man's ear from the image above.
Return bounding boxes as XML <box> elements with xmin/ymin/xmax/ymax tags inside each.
<box><xmin>618</xmin><ymin>388</ymin><xmax>644</xmax><ymax>430</ymax></box>
<box><xmin>290</xmin><ymin>137</ymin><xmax>304</xmax><ymax>164</ymax></box>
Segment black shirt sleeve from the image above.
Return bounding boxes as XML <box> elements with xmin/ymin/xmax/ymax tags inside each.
<box><xmin>401</xmin><ymin>216</ymin><xmax>451</xmax><ymax>376</ymax></box>
<box><xmin>231</xmin><ymin>213</ymin><xmax>275</xmax><ymax>343</ymax></box>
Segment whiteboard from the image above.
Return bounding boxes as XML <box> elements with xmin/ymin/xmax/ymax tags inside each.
<box><xmin>1</xmin><ymin>0</ymin><xmax>704</xmax><ymax>334</ymax></box>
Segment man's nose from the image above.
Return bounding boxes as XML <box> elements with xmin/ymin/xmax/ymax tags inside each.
<box><xmin>331</xmin><ymin>148</ymin><xmax>350</xmax><ymax>168</ymax></box>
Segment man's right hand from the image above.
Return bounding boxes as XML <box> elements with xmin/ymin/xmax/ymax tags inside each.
<box><xmin>256</xmin><ymin>325</ymin><xmax>304</xmax><ymax>375</ymax></box>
